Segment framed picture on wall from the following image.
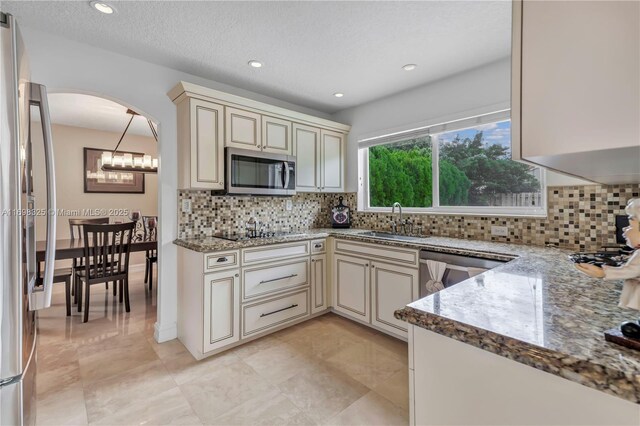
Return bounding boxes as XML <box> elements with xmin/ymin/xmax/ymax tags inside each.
<box><xmin>83</xmin><ymin>147</ymin><xmax>145</xmax><ymax>194</ymax></box>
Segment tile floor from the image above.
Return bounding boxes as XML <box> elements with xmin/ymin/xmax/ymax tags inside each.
<box><xmin>35</xmin><ymin>268</ymin><xmax>409</xmax><ymax>425</ymax></box>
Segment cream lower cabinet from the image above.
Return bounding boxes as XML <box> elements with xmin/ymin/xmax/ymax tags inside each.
<box><xmin>203</xmin><ymin>269</ymin><xmax>240</xmax><ymax>352</ymax></box>
<box><xmin>332</xmin><ymin>239</ymin><xmax>419</xmax><ymax>338</ymax></box>
<box><xmin>311</xmin><ymin>254</ymin><xmax>327</xmax><ymax>314</ymax></box>
<box><xmin>179</xmin><ymin>241</ymin><xmax>324</xmax><ymax>360</ymax></box>
<box><xmin>333</xmin><ymin>254</ymin><xmax>370</xmax><ymax>323</ymax></box>
<box><xmin>371</xmin><ymin>261</ymin><xmax>419</xmax><ymax>337</ymax></box>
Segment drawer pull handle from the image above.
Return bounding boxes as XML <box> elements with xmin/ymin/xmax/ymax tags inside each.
<box><xmin>217</xmin><ymin>257</ymin><xmax>228</xmax><ymax>263</ymax></box>
<box><xmin>259</xmin><ymin>274</ymin><xmax>298</xmax><ymax>285</ymax></box>
<box><xmin>314</xmin><ymin>244</ymin><xmax>323</xmax><ymax>248</ymax></box>
<box><xmin>260</xmin><ymin>304</ymin><xmax>298</xmax><ymax>318</ymax></box>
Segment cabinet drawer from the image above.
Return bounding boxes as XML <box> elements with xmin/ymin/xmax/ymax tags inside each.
<box><xmin>204</xmin><ymin>251</ymin><xmax>239</xmax><ymax>272</ymax></box>
<box><xmin>310</xmin><ymin>239</ymin><xmax>326</xmax><ymax>254</ymax></box>
<box><xmin>334</xmin><ymin>239</ymin><xmax>418</xmax><ymax>267</ymax></box>
<box><xmin>242</xmin><ymin>258</ymin><xmax>309</xmax><ymax>301</ymax></box>
<box><xmin>242</xmin><ymin>241</ymin><xmax>310</xmax><ymax>265</ymax></box>
<box><xmin>242</xmin><ymin>290</ymin><xmax>309</xmax><ymax>337</ymax></box>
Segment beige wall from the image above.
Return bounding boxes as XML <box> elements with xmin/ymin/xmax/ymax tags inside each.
<box><xmin>33</xmin><ymin>123</ymin><xmax>158</xmax><ymax>265</ymax></box>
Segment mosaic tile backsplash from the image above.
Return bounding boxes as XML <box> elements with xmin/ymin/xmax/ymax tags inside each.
<box><xmin>178</xmin><ymin>184</ymin><xmax>640</xmax><ymax>251</ymax></box>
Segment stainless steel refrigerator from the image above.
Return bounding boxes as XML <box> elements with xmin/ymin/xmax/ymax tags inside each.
<box><xmin>0</xmin><ymin>12</ymin><xmax>56</xmax><ymax>426</ymax></box>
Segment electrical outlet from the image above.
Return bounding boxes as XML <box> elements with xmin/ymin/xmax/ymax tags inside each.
<box><xmin>181</xmin><ymin>199</ymin><xmax>192</xmax><ymax>214</ymax></box>
<box><xmin>491</xmin><ymin>225</ymin><xmax>508</xmax><ymax>237</ymax></box>
<box><xmin>285</xmin><ymin>199</ymin><xmax>293</xmax><ymax>211</ymax></box>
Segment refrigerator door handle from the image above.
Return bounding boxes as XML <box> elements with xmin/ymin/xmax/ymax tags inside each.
<box><xmin>28</xmin><ymin>82</ymin><xmax>56</xmax><ymax>310</ymax></box>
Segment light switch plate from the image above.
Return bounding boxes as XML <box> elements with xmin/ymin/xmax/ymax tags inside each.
<box><xmin>181</xmin><ymin>199</ymin><xmax>192</xmax><ymax>214</ymax></box>
<box><xmin>285</xmin><ymin>199</ymin><xmax>293</xmax><ymax>211</ymax></box>
<box><xmin>491</xmin><ymin>225</ymin><xmax>508</xmax><ymax>237</ymax></box>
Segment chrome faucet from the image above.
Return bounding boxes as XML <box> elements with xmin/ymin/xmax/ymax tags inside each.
<box><xmin>391</xmin><ymin>202</ymin><xmax>402</xmax><ymax>233</ymax></box>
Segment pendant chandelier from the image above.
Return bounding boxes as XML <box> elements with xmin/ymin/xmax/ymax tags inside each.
<box><xmin>101</xmin><ymin>109</ymin><xmax>158</xmax><ymax>173</ymax></box>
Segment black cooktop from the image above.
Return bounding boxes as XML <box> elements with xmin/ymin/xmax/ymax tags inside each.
<box><xmin>213</xmin><ymin>231</ymin><xmax>297</xmax><ymax>241</ymax></box>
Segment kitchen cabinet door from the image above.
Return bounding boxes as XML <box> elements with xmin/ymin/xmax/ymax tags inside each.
<box><xmin>332</xmin><ymin>254</ymin><xmax>369</xmax><ymax>322</ymax></box>
<box><xmin>513</xmin><ymin>0</ymin><xmax>640</xmax><ymax>183</ymax></box>
<box><xmin>311</xmin><ymin>254</ymin><xmax>327</xmax><ymax>314</ymax></box>
<box><xmin>320</xmin><ymin>129</ymin><xmax>344</xmax><ymax>192</ymax></box>
<box><xmin>187</xmin><ymin>99</ymin><xmax>224</xmax><ymax>189</ymax></box>
<box><xmin>262</xmin><ymin>116</ymin><xmax>292</xmax><ymax>154</ymax></box>
<box><xmin>371</xmin><ymin>261</ymin><xmax>419</xmax><ymax>337</ymax></box>
<box><xmin>203</xmin><ymin>269</ymin><xmax>240</xmax><ymax>353</ymax></box>
<box><xmin>225</xmin><ymin>107</ymin><xmax>262</xmax><ymax>151</ymax></box>
<box><xmin>293</xmin><ymin>124</ymin><xmax>321</xmax><ymax>192</ymax></box>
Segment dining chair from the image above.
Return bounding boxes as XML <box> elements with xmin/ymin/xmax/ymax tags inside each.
<box><xmin>36</xmin><ymin>266</ymin><xmax>73</xmax><ymax>316</ymax></box>
<box><xmin>76</xmin><ymin>222</ymin><xmax>136</xmax><ymax>323</ymax></box>
<box><xmin>142</xmin><ymin>216</ymin><xmax>158</xmax><ymax>291</ymax></box>
<box><xmin>68</xmin><ymin>217</ymin><xmax>113</xmax><ymax>299</ymax></box>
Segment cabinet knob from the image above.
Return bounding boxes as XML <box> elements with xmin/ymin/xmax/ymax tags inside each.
<box><xmin>372</xmin><ymin>264</ymin><xmax>375</xmax><ymax>268</ymax></box>
<box><xmin>235</xmin><ymin>273</ymin><xmax>239</xmax><ymax>277</ymax></box>
<box><xmin>365</xmin><ymin>263</ymin><xmax>369</xmax><ymax>267</ymax></box>
<box><xmin>257</xmin><ymin>144</ymin><xmax>262</xmax><ymax>148</ymax></box>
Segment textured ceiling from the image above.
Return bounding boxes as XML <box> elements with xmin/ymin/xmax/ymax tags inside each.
<box><xmin>46</xmin><ymin>93</ymin><xmax>156</xmax><ymax>137</ymax></box>
<box><xmin>4</xmin><ymin>1</ymin><xmax>511</xmax><ymax>113</ymax></box>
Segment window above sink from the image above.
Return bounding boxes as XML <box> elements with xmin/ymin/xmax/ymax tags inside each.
<box><xmin>358</xmin><ymin>110</ymin><xmax>547</xmax><ymax>217</ymax></box>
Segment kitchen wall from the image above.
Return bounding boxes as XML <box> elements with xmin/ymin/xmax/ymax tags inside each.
<box><xmin>21</xmin><ymin>26</ymin><xmax>331</xmax><ymax>342</ymax></box>
<box><xmin>330</xmin><ymin>57</ymin><xmax>591</xmax><ymax>192</ymax></box>
<box><xmin>179</xmin><ymin>183</ymin><xmax>639</xmax><ymax>252</ymax></box>
<box><xmin>32</xmin><ymin>123</ymin><xmax>158</xmax><ymax>240</ymax></box>
<box><xmin>32</xmin><ymin>123</ymin><xmax>157</xmax><ymax>266</ymax></box>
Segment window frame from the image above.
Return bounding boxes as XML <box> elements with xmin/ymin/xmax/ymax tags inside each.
<box><xmin>358</xmin><ymin>111</ymin><xmax>548</xmax><ymax>217</ymax></box>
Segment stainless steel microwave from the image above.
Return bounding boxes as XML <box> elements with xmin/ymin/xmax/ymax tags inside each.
<box><xmin>225</xmin><ymin>147</ymin><xmax>296</xmax><ymax>196</ymax></box>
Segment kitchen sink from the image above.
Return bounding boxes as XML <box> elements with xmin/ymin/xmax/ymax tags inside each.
<box><xmin>356</xmin><ymin>231</ymin><xmax>426</xmax><ymax>242</ymax></box>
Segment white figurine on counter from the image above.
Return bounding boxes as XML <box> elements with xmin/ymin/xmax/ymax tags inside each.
<box><xmin>576</xmin><ymin>198</ymin><xmax>640</xmax><ymax>311</ymax></box>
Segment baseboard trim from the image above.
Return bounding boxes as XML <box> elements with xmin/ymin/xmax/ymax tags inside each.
<box><xmin>154</xmin><ymin>321</ymin><xmax>178</xmax><ymax>343</ymax></box>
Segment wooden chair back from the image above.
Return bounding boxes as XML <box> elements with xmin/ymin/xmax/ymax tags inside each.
<box><xmin>69</xmin><ymin>217</ymin><xmax>110</xmax><ymax>240</ymax></box>
<box><xmin>81</xmin><ymin>222</ymin><xmax>136</xmax><ymax>284</ymax></box>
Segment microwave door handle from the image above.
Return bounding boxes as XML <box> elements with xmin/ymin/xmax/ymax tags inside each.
<box><xmin>283</xmin><ymin>161</ymin><xmax>290</xmax><ymax>189</ymax></box>
<box><xmin>28</xmin><ymin>83</ymin><xmax>56</xmax><ymax>311</ymax></box>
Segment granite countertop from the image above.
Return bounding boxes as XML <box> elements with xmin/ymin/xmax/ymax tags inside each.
<box><xmin>175</xmin><ymin>229</ymin><xmax>640</xmax><ymax>404</ymax></box>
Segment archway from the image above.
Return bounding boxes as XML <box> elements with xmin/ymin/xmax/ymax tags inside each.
<box><xmin>36</xmin><ymin>90</ymin><xmax>163</xmax><ymax>332</ymax></box>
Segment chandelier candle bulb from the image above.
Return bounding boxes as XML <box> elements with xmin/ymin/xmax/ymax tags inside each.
<box><xmin>143</xmin><ymin>155</ymin><xmax>152</xmax><ymax>168</ymax></box>
<box><xmin>101</xmin><ymin>151</ymin><xmax>112</xmax><ymax>166</ymax></box>
<box><xmin>152</xmin><ymin>158</ymin><xmax>158</xmax><ymax>168</ymax></box>
<box><xmin>134</xmin><ymin>157</ymin><xmax>143</xmax><ymax>167</ymax></box>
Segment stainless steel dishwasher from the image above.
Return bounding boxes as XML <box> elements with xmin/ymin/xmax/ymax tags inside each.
<box><xmin>419</xmin><ymin>250</ymin><xmax>507</xmax><ymax>298</ymax></box>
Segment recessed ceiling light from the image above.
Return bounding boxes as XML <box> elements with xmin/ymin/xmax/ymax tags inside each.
<box><xmin>402</xmin><ymin>64</ymin><xmax>417</xmax><ymax>71</ymax></box>
<box><xmin>90</xmin><ymin>1</ymin><xmax>116</xmax><ymax>14</ymax></box>
<box><xmin>248</xmin><ymin>60</ymin><xmax>263</xmax><ymax>68</ymax></box>
<box><xmin>333</xmin><ymin>93</ymin><xmax>344</xmax><ymax>98</ymax></box>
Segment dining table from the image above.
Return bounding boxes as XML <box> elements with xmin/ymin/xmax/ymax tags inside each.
<box><xmin>36</xmin><ymin>237</ymin><xmax>157</xmax><ymax>261</ymax></box>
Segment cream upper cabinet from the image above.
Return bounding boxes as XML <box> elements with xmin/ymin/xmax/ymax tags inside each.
<box><xmin>294</xmin><ymin>125</ymin><xmax>346</xmax><ymax>193</ymax></box>
<box><xmin>293</xmin><ymin>124</ymin><xmax>321</xmax><ymax>192</ymax></box>
<box><xmin>262</xmin><ymin>116</ymin><xmax>292</xmax><ymax>154</ymax></box>
<box><xmin>203</xmin><ymin>269</ymin><xmax>240</xmax><ymax>353</ymax></box>
<box><xmin>176</xmin><ymin>98</ymin><xmax>224</xmax><ymax>190</ymax></box>
<box><xmin>311</xmin><ymin>254</ymin><xmax>327</xmax><ymax>314</ymax></box>
<box><xmin>225</xmin><ymin>107</ymin><xmax>262</xmax><ymax>151</ymax></box>
<box><xmin>370</xmin><ymin>261</ymin><xmax>419</xmax><ymax>338</ymax></box>
<box><xmin>332</xmin><ymin>254</ymin><xmax>370</xmax><ymax>322</ymax></box>
<box><xmin>512</xmin><ymin>0</ymin><xmax>640</xmax><ymax>184</ymax></box>
<box><xmin>320</xmin><ymin>130</ymin><xmax>345</xmax><ymax>192</ymax></box>
<box><xmin>170</xmin><ymin>82</ymin><xmax>350</xmax><ymax>190</ymax></box>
